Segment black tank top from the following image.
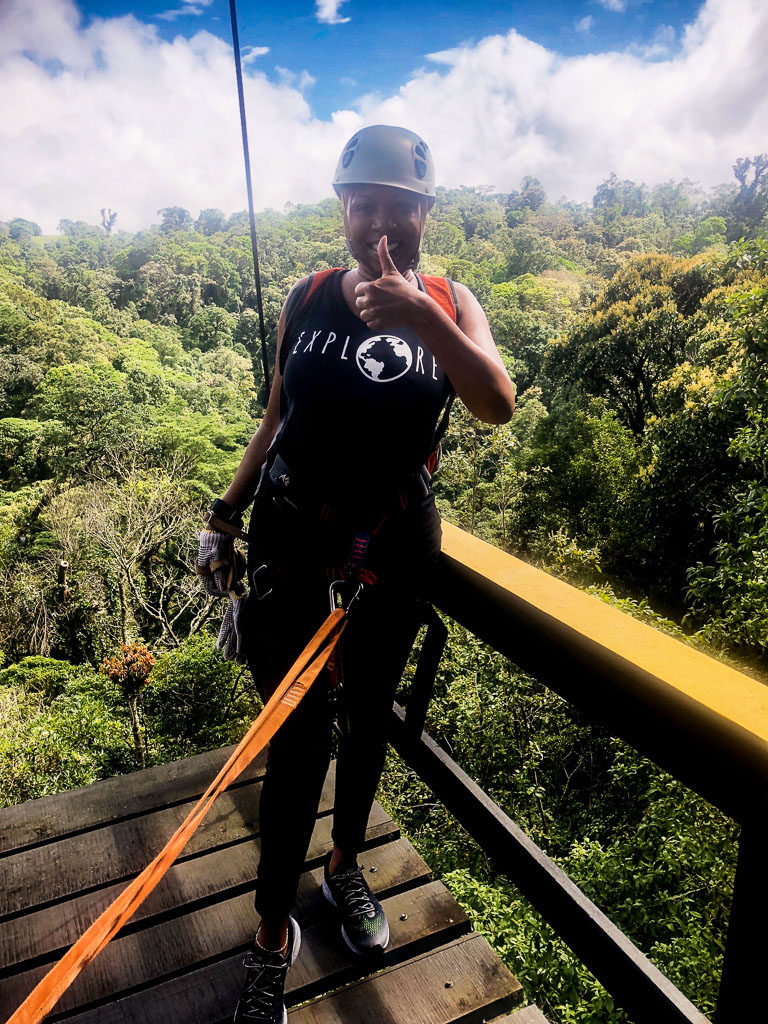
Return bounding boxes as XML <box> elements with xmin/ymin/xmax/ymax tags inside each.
<box><xmin>273</xmin><ymin>270</ymin><xmax>453</xmax><ymax>506</ymax></box>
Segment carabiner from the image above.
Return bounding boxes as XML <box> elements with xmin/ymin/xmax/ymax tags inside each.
<box><xmin>329</xmin><ymin>578</ymin><xmax>344</xmax><ymax>612</ymax></box>
<box><xmin>329</xmin><ymin>578</ymin><xmax>364</xmax><ymax>613</ymax></box>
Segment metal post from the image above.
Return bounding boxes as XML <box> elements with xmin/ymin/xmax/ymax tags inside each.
<box><xmin>716</xmin><ymin>817</ymin><xmax>768</xmax><ymax>1022</ymax></box>
<box><xmin>404</xmin><ymin>605</ymin><xmax>448</xmax><ymax>738</ymax></box>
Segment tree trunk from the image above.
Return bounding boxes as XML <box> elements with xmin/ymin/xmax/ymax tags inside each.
<box><xmin>129</xmin><ymin>696</ymin><xmax>145</xmax><ymax>768</ymax></box>
<box><xmin>118</xmin><ymin>578</ymin><xmax>128</xmax><ymax>643</ymax></box>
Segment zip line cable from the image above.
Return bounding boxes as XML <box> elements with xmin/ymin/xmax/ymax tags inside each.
<box><xmin>229</xmin><ymin>0</ymin><xmax>271</xmax><ymax>394</ymax></box>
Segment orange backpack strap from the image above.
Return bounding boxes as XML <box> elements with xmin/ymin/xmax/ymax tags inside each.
<box><xmin>304</xmin><ymin>267</ymin><xmax>345</xmax><ymax>305</ymax></box>
<box><xmin>418</xmin><ymin>274</ymin><xmax>459</xmax><ymax>323</ymax></box>
<box><xmin>414</xmin><ymin>274</ymin><xmax>458</xmax><ymax>469</ymax></box>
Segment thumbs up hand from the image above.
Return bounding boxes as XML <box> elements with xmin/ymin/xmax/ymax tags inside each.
<box><xmin>354</xmin><ymin>236</ymin><xmax>423</xmax><ymax>331</ymax></box>
<box><xmin>376</xmin><ymin>234</ymin><xmax>400</xmax><ymax>278</ymax></box>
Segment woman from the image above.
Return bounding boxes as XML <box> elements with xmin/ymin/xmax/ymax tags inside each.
<box><xmin>199</xmin><ymin>125</ymin><xmax>515</xmax><ymax>1024</ymax></box>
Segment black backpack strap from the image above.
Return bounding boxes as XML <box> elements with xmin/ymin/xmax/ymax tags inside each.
<box><xmin>433</xmin><ymin>389</ymin><xmax>455</xmax><ymax>448</ymax></box>
<box><xmin>446</xmin><ymin>278</ymin><xmax>460</xmax><ymax>321</ymax></box>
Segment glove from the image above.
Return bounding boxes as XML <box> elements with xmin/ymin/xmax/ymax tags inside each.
<box><xmin>216</xmin><ymin>591</ymin><xmax>248</xmax><ymax>663</ymax></box>
<box><xmin>196</xmin><ymin>528</ymin><xmax>246</xmax><ymax>598</ymax></box>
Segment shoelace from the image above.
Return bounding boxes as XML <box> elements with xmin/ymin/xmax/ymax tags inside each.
<box><xmin>330</xmin><ymin>867</ymin><xmax>377</xmax><ymax>917</ymax></box>
<box><xmin>239</xmin><ymin>951</ymin><xmax>289</xmax><ymax>1021</ymax></box>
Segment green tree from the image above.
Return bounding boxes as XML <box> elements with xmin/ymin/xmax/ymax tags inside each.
<box><xmin>546</xmin><ymin>255</ymin><xmax>713</xmax><ymax>435</ymax></box>
<box><xmin>687</xmin><ymin>245</ymin><xmax>768</xmax><ymax>653</ymax></box>
<box><xmin>143</xmin><ymin>632</ymin><xmax>257</xmax><ymax>761</ymax></box>
<box><xmin>158</xmin><ymin>206</ymin><xmax>193</xmax><ymax>234</ymax></box>
<box><xmin>8</xmin><ymin>218</ymin><xmax>42</xmax><ymax>241</ymax></box>
<box><xmin>195</xmin><ymin>208</ymin><xmax>226</xmax><ymax>235</ymax></box>
<box><xmin>101</xmin><ymin>641</ymin><xmax>155</xmax><ymax>767</ymax></box>
<box><xmin>593</xmin><ymin>174</ymin><xmax>647</xmax><ymax>219</ymax></box>
<box><xmin>676</xmin><ymin>216</ymin><xmax>727</xmax><ymax>255</ymax></box>
<box><xmin>507</xmin><ymin>176</ymin><xmax>547</xmax><ymax>213</ymax></box>
<box><xmin>727</xmin><ymin>154</ymin><xmax>768</xmax><ymax>240</ymax></box>
<box><xmin>187</xmin><ymin>304</ymin><xmax>236</xmax><ymax>351</ymax></box>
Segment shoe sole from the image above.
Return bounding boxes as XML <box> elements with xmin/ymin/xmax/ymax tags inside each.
<box><xmin>321</xmin><ymin>878</ymin><xmax>390</xmax><ymax>956</ymax></box>
<box><xmin>286</xmin><ymin>915</ymin><xmax>302</xmax><ymax>967</ymax></box>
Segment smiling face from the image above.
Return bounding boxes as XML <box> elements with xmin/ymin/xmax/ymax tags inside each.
<box><xmin>341</xmin><ymin>183</ymin><xmax>427</xmax><ymax>280</ymax></box>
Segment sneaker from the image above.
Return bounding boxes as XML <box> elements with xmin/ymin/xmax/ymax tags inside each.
<box><xmin>321</xmin><ymin>858</ymin><xmax>390</xmax><ymax>955</ymax></box>
<box><xmin>233</xmin><ymin>916</ymin><xmax>301</xmax><ymax>1024</ymax></box>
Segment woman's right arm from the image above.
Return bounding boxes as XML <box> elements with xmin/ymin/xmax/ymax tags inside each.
<box><xmin>221</xmin><ymin>279</ymin><xmax>307</xmax><ymax>511</ymax></box>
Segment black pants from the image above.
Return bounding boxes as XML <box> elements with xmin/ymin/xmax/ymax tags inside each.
<box><xmin>243</xmin><ymin>473</ymin><xmax>440</xmax><ymax>921</ymax></box>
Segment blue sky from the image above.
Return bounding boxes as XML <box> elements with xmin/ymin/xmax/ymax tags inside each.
<box><xmin>1</xmin><ymin>0</ymin><xmax>766</xmax><ymax>231</ymax></box>
<box><xmin>76</xmin><ymin>0</ymin><xmax>705</xmax><ymax>120</ymax></box>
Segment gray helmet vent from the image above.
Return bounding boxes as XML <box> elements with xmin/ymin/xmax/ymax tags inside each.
<box><xmin>341</xmin><ymin>136</ymin><xmax>359</xmax><ymax>168</ymax></box>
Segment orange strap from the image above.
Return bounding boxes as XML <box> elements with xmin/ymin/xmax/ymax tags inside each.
<box><xmin>419</xmin><ymin>274</ymin><xmax>458</xmax><ymax>323</ymax></box>
<box><xmin>7</xmin><ymin>608</ymin><xmax>347</xmax><ymax>1024</ymax></box>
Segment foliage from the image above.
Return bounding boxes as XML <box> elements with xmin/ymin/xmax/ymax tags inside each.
<box><xmin>143</xmin><ymin>632</ymin><xmax>259</xmax><ymax>762</ymax></box>
<box><xmin>686</xmin><ymin>242</ymin><xmax>768</xmax><ymax>653</ymax></box>
<box><xmin>0</xmin><ymin>171</ymin><xmax>765</xmax><ymax>1023</ymax></box>
<box><xmin>727</xmin><ymin>154</ymin><xmax>768</xmax><ymax>240</ymax></box>
<box><xmin>8</xmin><ymin>218</ymin><xmax>42</xmax><ymax>241</ymax></box>
<box><xmin>0</xmin><ymin>661</ymin><xmax>129</xmax><ymax>807</ymax></box>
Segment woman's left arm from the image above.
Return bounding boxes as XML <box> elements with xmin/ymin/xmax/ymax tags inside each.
<box><xmin>356</xmin><ymin>237</ymin><xmax>516</xmax><ymax>424</ymax></box>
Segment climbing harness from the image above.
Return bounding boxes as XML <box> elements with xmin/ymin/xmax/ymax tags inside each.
<box><xmin>6</xmin><ymin>608</ymin><xmax>347</xmax><ymax>1024</ymax></box>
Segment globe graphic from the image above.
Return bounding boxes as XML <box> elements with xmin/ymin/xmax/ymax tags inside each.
<box><xmin>355</xmin><ymin>335</ymin><xmax>413</xmax><ymax>383</ymax></box>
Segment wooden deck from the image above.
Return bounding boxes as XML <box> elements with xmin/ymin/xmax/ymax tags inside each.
<box><xmin>0</xmin><ymin>745</ymin><xmax>535</xmax><ymax>1023</ymax></box>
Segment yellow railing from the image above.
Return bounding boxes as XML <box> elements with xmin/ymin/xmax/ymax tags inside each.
<box><xmin>434</xmin><ymin>522</ymin><xmax>768</xmax><ymax>820</ymax></box>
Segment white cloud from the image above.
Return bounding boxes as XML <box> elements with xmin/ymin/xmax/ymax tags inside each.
<box><xmin>315</xmin><ymin>0</ymin><xmax>351</xmax><ymax>25</ymax></box>
<box><xmin>597</xmin><ymin>0</ymin><xmax>628</xmax><ymax>12</ymax></box>
<box><xmin>576</xmin><ymin>15</ymin><xmax>594</xmax><ymax>33</ymax></box>
<box><xmin>275</xmin><ymin>66</ymin><xmax>316</xmax><ymax>91</ymax></box>
<box><xmin>156</xmin><ymin>0</ymin><xmax>212</xmax><ymax>22</ymax></box>
<box><xmin>629</xmin><ymin>24</ymin><xmax>677</xmax><ymax>60</ymax></box>
<box><xmin>242</xmin><ymin>45</ymin><xmax>270</xmax><ymax>65</ymax></box>
<box><xmin>1</xmin><ymin>0</ymin><xmax>767</xmax><ymax>232</ymax></box>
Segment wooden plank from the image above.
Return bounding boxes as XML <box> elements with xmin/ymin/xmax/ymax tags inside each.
<box><xmin>492</xmin><ymin>1007</ymin><xmax>551</xmax><ymax>1024</ymax></box>
<box><xmin>512</xmin><ymin>1007</ymin><xmax>552</xmax><ymax>1024</ymax></box>
<box><xmin>6</xmin><ymin>879</ymin><xmax>467</xmax><ymax>1020</ymax></box>
<box><xmin>1</xmin><ymin>808</ymin><xmax>394</xmax><ymax>1013</ymax></box>
<box><xmin>60</xmin><ymin>837</ymin><xmax>430</xmax><ymax>1024</ymax></box>
<box><xmin>0</xmin><ymin>746</ymin><xmax>267</xmax><ymax>856</ymax></box>
<box><xmin>1</xmin><ymin>824</ymin><xmax>417</xmax><ymax>976</ymax></box>
<box><xmin>0</xmin><ymin>767</ymin><xmax>333</xmax><ymax>921</ymax></box>
<box><xmin>290</xmin><ymin>932</ymin><xmax>522</xmax><ymax>1024</ymax></box>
